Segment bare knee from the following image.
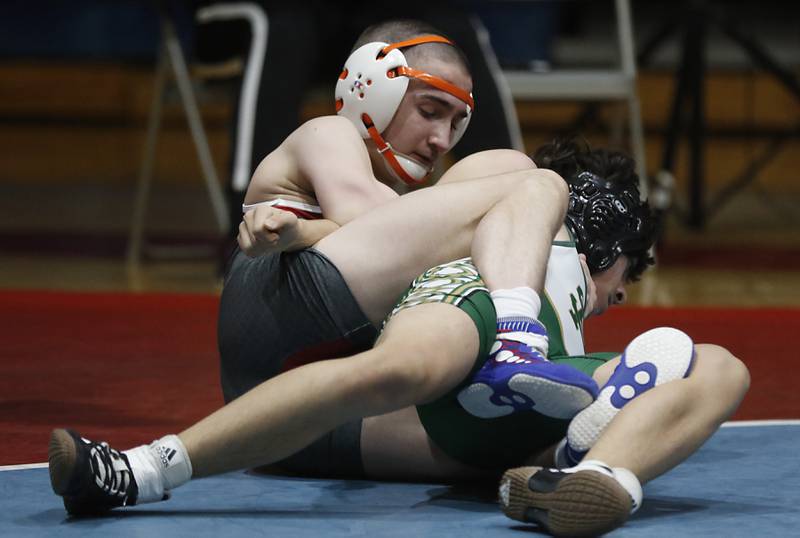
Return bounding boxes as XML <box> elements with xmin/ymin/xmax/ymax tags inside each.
<box><xmin>350</xmin><ymin>343</ymin><xmax>438</xmax><ymax>414</ymax></box>
<box><xmin>519</xmin><ymin>168</ymin><xmax>570</xmax><ymax>217</ymax></box>
<box><xmin>690</xmin><ymin>343</ymin><xmax>750</xmax><ymax>402</ymax></box>
<box><xmin>547</xmin><ymin>170</ymin><xmax>571</xmax><ymax>206</ymax></box>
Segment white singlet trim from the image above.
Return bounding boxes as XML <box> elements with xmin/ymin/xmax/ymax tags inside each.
<box><xmin>242</xmin><ymin>198</ymin><xmax>322</xmax><ymax>215</ymax></box>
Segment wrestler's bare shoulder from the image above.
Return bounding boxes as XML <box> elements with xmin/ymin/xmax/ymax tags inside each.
<box><xmin>285</xmin><ymin>115</ymin><xmax>364</xmax><ymax>151</ymax></box>
<box><xmin>246</xmin><ymin>116</ymin><xmax>369</xmax><ymax>206</ymax></box>
<box><xmin>285</xmin><ymin>115</ymin><xmax>376</xmax><ymax>188</ymax></box>
<box><xmin>246</xmin><ymin>121</ymin><xmax>341</xmax><ymax>204</ymax></box>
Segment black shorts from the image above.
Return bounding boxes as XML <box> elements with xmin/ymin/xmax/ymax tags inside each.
<box><xmin>218</xmin><ymin>248</ymin><xmax>378</xmax><ymax>402</ymax></box>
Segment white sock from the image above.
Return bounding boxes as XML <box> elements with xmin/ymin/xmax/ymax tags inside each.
<box><xmin>491</xmin><ymin>287</ymin><xmax>548</xmax><ymax>354</ymax></box>
<box><xmin>569</xmin><ymin>459</ymin><xmax>643</xmax><ymax>514</ymax></box>
<box><xmin>491</xmin><ymin>287</ymin><xmax>542</xmax><ymax>321</ymax></box>
<box><xmin>123</xmin><ymin>435</ymin><xmax>193</xmax><ymax>504</ymax></box>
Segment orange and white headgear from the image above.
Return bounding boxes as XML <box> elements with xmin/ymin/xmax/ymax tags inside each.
<box><xmin>335</xmin><ymin>35</ymin><xmax>474</xmax><ymax>185</ymax></box>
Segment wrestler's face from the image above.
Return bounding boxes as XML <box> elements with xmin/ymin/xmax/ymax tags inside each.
<box><xmin>588</xmin><ymin>255</ymin><xmax>630</xmax><ymax>318</ymax></box>
<box><xmin>379</xmin><ymin>56</ymin><xmax>472</xmax><ymax>178</ymax></box>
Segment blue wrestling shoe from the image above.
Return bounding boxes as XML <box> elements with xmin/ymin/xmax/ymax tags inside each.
<box><xmin>561</xmin><ymin>327</ymin><xmax>696</xmax><ymax>465</ymax></box>
<box><xmin>457</xmin><ymin>317</ymin><xmax>598</xmax><ymax>419</ymax></box>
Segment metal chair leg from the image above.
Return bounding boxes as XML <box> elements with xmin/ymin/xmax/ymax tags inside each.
<box><xmin>161</xmin><ymin>15</ymin><xmax>229</xmax><ymax>236</ymax></box>
<box><xmin>127</xmin><ymin>43</ymin><xmax>168</xmax><ymax>268</ymax></box>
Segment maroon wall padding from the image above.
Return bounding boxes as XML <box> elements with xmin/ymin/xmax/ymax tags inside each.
<box><xmin>1</xmin><ymin>291</ymin><xmax>222</xmax><ymax>465</ymax></box>
<box><xmin>656</xmin><ymin>244</ymin><xmax>800</xmax><ymax>271</ymax></box>
<box><xmin>584</xmin><ymin>306</ymin><xmax>799</xmax><ymax>421</ymax></box>
<box><xmin>1</xmin><ymin>291</ymin><xmax>796</xmax><ymax>465</ymax></box>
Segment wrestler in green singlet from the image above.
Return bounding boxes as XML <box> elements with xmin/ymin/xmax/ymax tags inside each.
<box><xmin>385</xmin><ymin>239</ymin><xmax>616</xmax><ymax>470</ymax></box>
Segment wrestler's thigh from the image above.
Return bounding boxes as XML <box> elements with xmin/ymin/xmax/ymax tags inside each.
<box><xmin>361</xmin><ymin>406</ymin><xmax>493</xmax><ymax>481</ymax></box>
<box><xmin>372</xmin><ymin>302</ymin><xmax>480</xmax><ymax>405</ymax></box>
<box><xmin>437</xmin><ymin>149</ymin><xmax>536</xmax><ymax>185</ymax></box>
<box><xmin>316</xmin><ymin>171</ymin><xmax>531</xmax><ymax>322</ymax></box>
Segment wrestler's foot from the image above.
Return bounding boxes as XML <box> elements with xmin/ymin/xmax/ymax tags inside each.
<box><xmin>499</xmin><ymin>462</ymin><xmax>641</xmax><ymax>537</ymax></box>
<box><xmin>457</xmin><ymin>317</ymin><xmax>598</xmax><ymax>419</ymax></box>
<box><xmin>49</xmin><ymin>428</ymin><xmax>139</xmax><ymax>516</ymax></box>
<box><xmin>563</xmin><ymin>327</ymin><xmax>695</xmax><ymax>465</ymax></box>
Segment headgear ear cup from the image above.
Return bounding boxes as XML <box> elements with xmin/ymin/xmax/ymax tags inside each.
<box><xmin>565</xmin><ymin>171</ymin><xmax>656</xmax><ymax>273</ymax></box>
<box><xmin>335</xmin><ymin>42</ymin><xmax>409</xmax><ymax>137</ymax></box>
<box><xmin>335</xmin><ymin>36</ymin><xmax>474</xmax><ymax>185</ymax></box>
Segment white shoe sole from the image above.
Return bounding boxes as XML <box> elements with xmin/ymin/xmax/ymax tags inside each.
<box><xmin>567</xmin><ymin>327</ymin><xmax>695</xmax><ymax>453</ymax></box>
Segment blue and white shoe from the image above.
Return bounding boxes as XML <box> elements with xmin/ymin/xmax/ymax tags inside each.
<box><xmin>457</xmin><ymin>317</ymin><xmax>598</xmax><ymax>420</ymax></box>
<box><xmin>563</xmin><ymin>327</ymin><xmax>696</xmax><ymax>464</ymax></box>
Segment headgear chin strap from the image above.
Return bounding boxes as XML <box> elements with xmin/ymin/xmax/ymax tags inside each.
<box><xmin>335</xmin><ymin>35</ymin><xmax>474</xmax><ymax>185</ymax></box>
<box><xmin>565</xmin><ymin>171</ymin><xmax>656</xmax><ymax>274</ymax></box>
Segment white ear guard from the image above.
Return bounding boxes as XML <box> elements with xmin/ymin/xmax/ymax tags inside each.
<box><xmin>335</xmin><ymin>35</ymin><xmax>474</xmax><ymax>185</ymax></box>
<box><xmin>335</xmin><ymin>41</ymin><xmax>409</xmax><ymax>136</ymax></box>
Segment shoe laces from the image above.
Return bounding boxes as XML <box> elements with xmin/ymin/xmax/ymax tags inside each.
<box><xmin>496</xmin><ymin>333</ymin><xmax>549</xmax><ymax>358</ymax></box>
<box><xmin>496</xmin><ymin>317</ymin><xmax>549</xmax><ymax>356</ymax></box>
<box><xmin>85</xmin><ymin>439</ymin><xmax>134</xmax><ymax>503</ymax></box>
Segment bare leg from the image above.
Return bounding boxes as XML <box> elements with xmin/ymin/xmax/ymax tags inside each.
<box><xmin>361</xmin><ymin>407</ymin><xmax>495</xmax><ymax>482</ymax></box>
<box><xmin>583</xmin><ymin>344</ymin><xmax>750</xmax><ymax>483</ymax></box>
<box><xmin>361</xmin><ymin>405</ymin><xmax>556</xmax><ymax>482</ymax></box>
<box><xmin>316</xmin><ymin>150</ymin><xmax>568</xmax><ymax>324</ymax></box>
<box><xmin>180</xmin><ymin>303</ymin><xmax>479</xmax><ymax>477</ymax></box>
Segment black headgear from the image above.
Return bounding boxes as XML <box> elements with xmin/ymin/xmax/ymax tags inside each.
<box><xmin>565</xmin><ymin>171</ymin><xmax>656</xmax><ymax>274</ymax></box>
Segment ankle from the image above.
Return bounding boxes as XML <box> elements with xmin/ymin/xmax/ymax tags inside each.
<box><xmin>570</xmin><ymin>460</ymin><xmax>643</xmax><ymax>514</ymax></box>
<box><xmin>123</xmin><ymin>435</ymin><xmax>192</xmax><ymax>504</ymax></box>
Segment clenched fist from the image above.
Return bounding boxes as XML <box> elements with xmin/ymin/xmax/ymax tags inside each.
<box><xmin>238</xmin><ymin>205</ymin><xmax>300</xmax><ymax>257</ymax></box>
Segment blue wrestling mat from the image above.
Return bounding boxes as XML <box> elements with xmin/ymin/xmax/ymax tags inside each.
<box><xmin>2</xmin><ymin>422</ymin><xmax>798</xmax><ymax>537</ymax></box>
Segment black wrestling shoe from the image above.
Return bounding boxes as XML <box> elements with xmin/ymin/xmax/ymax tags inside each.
<box><xmin>49</xmin><ymin>428</ymin><xmax>138</xmax><ymax>516</ymax></box>
<box><xmin>499</xmin><ymin>465</ymin><xmax>631</xmax><ymax>537</ymax></box>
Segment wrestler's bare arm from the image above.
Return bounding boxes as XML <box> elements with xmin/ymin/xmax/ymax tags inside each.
<box><xmin>238</xmin><ymin>116</ymin><xmax>397</xmax><ymax>255</ymax></box>
<box><xmin>360</xmin><ymin>407</ymin><xmax>553</xmax><ymax>482</ymax></box>
<box><xmin>290</xmin><ymin>116</ymin><xmax>398</xmax><ymax>224</ymax></box>
<box><xmin>268</xmin><ymin>147</ymin><xmax>545</xmax><ymax>253</ymax></box>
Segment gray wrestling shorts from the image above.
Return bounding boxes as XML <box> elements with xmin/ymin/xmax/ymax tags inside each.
<box><xmin>218</xmin><ymin>248</ymin><xmax>377</xmax><ymax>400</ymax></box>
<box><xmin>218</xmin><ymin>248</ymin><xmax>376</xmax><ymax>478</ymax></box>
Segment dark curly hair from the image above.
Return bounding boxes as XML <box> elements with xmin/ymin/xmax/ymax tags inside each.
<box><xmin>532</xmin><ymin>137</ymin><xmax>658</xmax><ymax>281</ymax></box>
